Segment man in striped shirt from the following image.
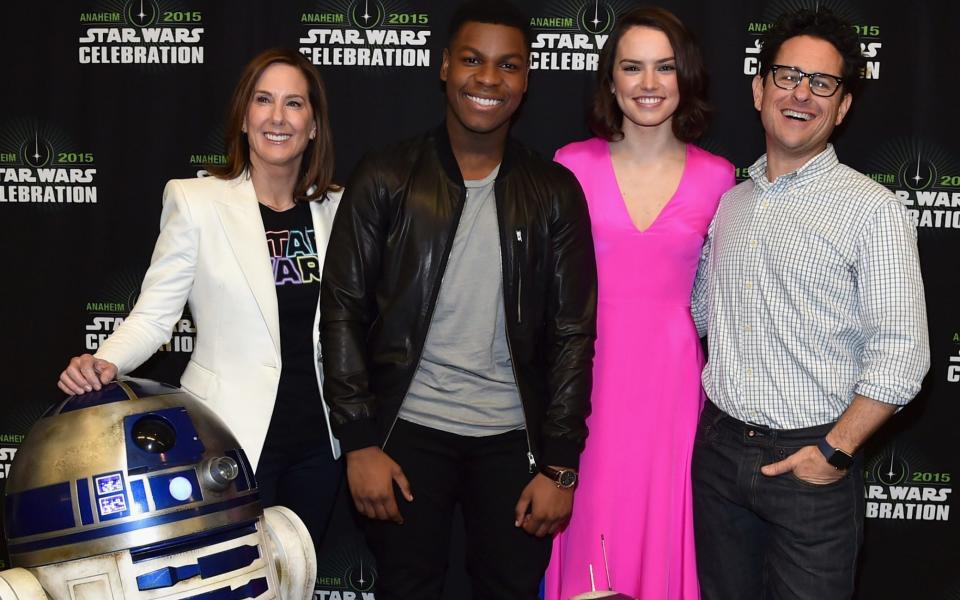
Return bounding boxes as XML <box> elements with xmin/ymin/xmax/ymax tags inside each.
<box><xmin>690</xmin><ymin>8</ymin><xmax>929</xmax><ymax>600</ymax></box>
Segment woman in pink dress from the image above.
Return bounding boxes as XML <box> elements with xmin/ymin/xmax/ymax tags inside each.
<box><xmin>545</xmin><ymin>8</ymin><xmax>734</xmax><ymax>600</ymax></box>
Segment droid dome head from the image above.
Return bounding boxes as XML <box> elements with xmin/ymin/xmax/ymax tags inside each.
<box><xmin>2</xmin><ymin>378</ymin><xmax>260</xmax><ymax>568</ymax></box>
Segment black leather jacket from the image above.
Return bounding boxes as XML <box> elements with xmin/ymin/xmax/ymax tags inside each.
<box><xmin>320</xmin><ymin>126</ymin><xmax>597</xmax><ymax>469</ymax></box>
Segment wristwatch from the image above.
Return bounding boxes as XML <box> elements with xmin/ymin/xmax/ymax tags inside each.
<box><xmin>817</xmin><ymin>437</ymin><xmax>854</xmax><ymax>470</ymax></box>
<box><xmin>541</xmin><ymin>466</ymin><xmax>578</xmax><ymax>489</ymax></box>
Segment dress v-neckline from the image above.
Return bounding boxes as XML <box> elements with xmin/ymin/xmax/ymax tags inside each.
<box><xmin>606</xmin><ymin>142</ymin><xmax>689</xmax><ymax>234</ymax></box>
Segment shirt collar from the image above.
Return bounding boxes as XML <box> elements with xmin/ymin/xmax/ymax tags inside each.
<box><xmin>749</xmin><ymin>144</ymin><xmax>840</xmax><ymax>190</ymax></box>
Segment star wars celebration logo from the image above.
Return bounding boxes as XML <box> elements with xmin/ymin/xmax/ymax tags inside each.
<box><xmin>947</xmin><ymin>334</ymin><xmax>960</xmax><ymax>384</ymax></box>
<box><xmin>742</xmin><ymin>0</ymin><xmax>881</xmax><ymax>80</ymax></box>
<box><xmin>313</xmin><ymin>555</ymin><xmax>376</xmax><ymax>600</ymax></box>
<box><xmin>0</xmin><ymin>436</ymin><xmax>22</xmax><ymax>481</ymax></box>
<box><xmin>529</xmin><ymin>0</ymin><xmax>630</xmax><ymax>71</ymax></box>
<box><xmin>865</xmin><ymin>138</ymin><xmax>960</xmax><ymax>230</ymax></box>
<box><xmin>864</xmin><ymin>444</ymin><xmax>952</xmax><ymax>522</ymax></box>
<box><xmin>84</xmin><ymin>284</ymin><xmax>195</xmax><ymax>354</ymax></box>
<box><xmin>0</xmin><ymin>121</ymin><xmax>98</xmax><ymax>206</ymax></box>
<box><xmin>191</xmin><ymin>152</ymin><xmax>227</xmax><ymax>178</ymax></box>
<box><xmin>187</xmin><ymin>127</ymin><xmax>227</xmax><ymax>178</ymax></box>
<box><xmin>0</xmin><ymin>436</ymin><xmax>23</xmax><ymax>569</ymax></box>
<box><xmin>78</xmin><ymin>0</ymin><xmax>204</xmax><ymax>65</ymax></box>
<box><xmin>298</xmin><ymin>1</ymin><xmax>432</xmax><ymax>68</ymax></box>
<box><xmin>733</xmin><ymin>165</ymin><xmax>752</xmax><ymax>183</ymax></box>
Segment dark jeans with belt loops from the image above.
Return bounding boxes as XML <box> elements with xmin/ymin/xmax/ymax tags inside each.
<box><xmin>692</xmin><ymin>401</ymin><xmax>864</xmax><ymax>600</ymax></box>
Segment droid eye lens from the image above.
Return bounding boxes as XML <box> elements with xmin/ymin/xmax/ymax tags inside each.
<box><xmin>212</xmin><ymin>457</ymin><xmax>239</xmax><ymax>482</ymax></box>
<box><xmin>132</xmin><ymin>416</ymin><xmax>176</xmax><ymax>454</ymax></box>
<box><xmin>201</xmin><ymin>456</ymin><xmax>239</xmax><ymax>490</ymax></box>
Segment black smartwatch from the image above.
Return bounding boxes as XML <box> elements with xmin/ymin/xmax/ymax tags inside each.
<box><xmin>817</xmin><ymin>437</ymin><xmax>853</xmax><ymax>470</ymax></box>
<box><xmin>541</xmin><ymin>466</ymin><xmax>578</xmax><ymax>489</ymax></box>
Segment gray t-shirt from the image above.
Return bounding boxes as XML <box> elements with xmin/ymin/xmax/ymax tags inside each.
<box><xmin>398</xmin><ymin>165</ymin><xmax>525</xmax><ymax>436</ymax></box>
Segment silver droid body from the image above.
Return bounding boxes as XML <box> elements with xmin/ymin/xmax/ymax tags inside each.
<box><xmin>0</xmin><ymin>378</ymin><xmax>315</xmax><ymax>599</ymax></box>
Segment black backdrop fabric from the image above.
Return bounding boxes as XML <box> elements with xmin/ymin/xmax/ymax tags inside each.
<box><xmin>1</xmin><ymin>1</ymin><xmax>957</xmax><ymax>598</ymax></box>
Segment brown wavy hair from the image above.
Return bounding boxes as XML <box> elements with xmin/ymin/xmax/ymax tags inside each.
<box><xmin>207</xmin><ymin>48</ymin><xmax>338</xmax><ymax>202</ymax></box>
<box><xmin>590</xmin><ymin>6</ymin><xmax>710</xmax><ymax>143</ymax></box>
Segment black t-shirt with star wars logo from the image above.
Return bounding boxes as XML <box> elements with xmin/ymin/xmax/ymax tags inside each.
<box><xmin>258</xmin><ymin>202</ymin><xmax>329</xmax><ymax>452</ymax></box>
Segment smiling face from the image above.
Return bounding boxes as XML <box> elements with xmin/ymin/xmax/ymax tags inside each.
<box><xmin>753</xmin><ymin>35</ymin><xmax>852</xmax><ymax>173</ymax></box>
<box><xmin>612</xmin><ymin>26</ymin><xmax>680</xmax><ymax>134</ymax></box>
<box><xmin>243</xmin><ymin>63</ymin><xmax>316</xmax><ymax>174</ymax></box>
<box><xmin>440</xmin><ymin>21</ymin><xmax>529</xmax><ymax>139</ymax></box>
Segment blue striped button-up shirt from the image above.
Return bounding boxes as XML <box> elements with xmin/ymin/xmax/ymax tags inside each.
<box><xmin>692</xmin><ymin>145</ymin><xmax>929</xmax><ymax>429</ymax></box>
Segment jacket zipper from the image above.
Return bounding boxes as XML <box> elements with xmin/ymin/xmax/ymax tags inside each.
<box><xmin>382</xmin><ymin>185</ymin><xmax>467</xmax><ymax>451</ymax></box>
<box><xmin>515</xmin><ymin>229</ymin><xmax>523</xmax><ymax>325</ymax></box>
<box><xmin>382</xmin><ymin>267</ymin><xmax>450</xmax><ymax>450</ymax></box>
<box><xmin>499</xmin><ymin>217</ymin><xmax>536</xmax><ymax>473</ymax></box>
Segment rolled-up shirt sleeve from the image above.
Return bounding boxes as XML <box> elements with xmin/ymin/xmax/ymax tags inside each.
<box><xmin>853</xmin><ymin>200</ymin><xmax>930</xmax><ymax>405</ymax></box>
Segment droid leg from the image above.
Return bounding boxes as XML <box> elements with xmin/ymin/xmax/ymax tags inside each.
<box><xmin>0</xmin><ymin>568</ymin><xmax>50</xmax><ymax>600</ymax></box>
<box><xmin>263</xmin><ymin>505</ymin><xmax>317</xmax><ymax>600</ymax></box>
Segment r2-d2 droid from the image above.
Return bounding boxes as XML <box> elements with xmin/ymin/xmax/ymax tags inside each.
<box><xmin>0</xmin><ymin>378</ymin><xmax>316</xmax><ymax>599</ymax></box>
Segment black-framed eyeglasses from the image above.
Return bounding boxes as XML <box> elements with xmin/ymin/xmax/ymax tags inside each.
<box><xmin>768</xmin><ymin>64</ymin><xmax>844</xmax><ymax>97</ymax></box>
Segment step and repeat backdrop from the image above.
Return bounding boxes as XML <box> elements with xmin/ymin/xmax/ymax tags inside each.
<box><xmin>1</xmin><ymin>0</ymin><xmax>957</xmax><ymax>598</ymax></box>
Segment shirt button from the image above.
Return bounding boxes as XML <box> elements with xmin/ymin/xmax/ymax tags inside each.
<box><xmin>746</xmin><ymin>368</ymin><xmax>754</xmax><ymax>377</ymax></box>
<box><xmin>745</xmin><ymin>281</ymin><xmax>753</xmax><ymax>289</ymax></box>
<box><xmin>750</xmin><ymin>239</ymin><xmax>758</xmax><ymax>248</ymax></box>
<box><xmin>745</xmin><ymin>324</ymin><xmax>752</xmax><ymax>332</ymax></box>
<box><xmin>747</xmin><ymin>430</ymin><xmax>756</xmax><ymax>437</ymax></box>
<box><xmin>762</xmin><ymin>201</ymin><xmax>769</xmax><ymax>209</ymax></box>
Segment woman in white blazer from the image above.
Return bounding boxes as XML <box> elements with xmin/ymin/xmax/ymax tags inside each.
<box><xmin>58</xmin><ymin>48</ymin><xmax>342</xmax><ymax>549</ymax></box>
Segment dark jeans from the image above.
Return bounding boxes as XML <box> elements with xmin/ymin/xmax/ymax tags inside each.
<box><xmin>256</xmin><ymin>440</ymin><xmax>344</xmax><ymax>557</ymax></box>
<box><xmin>692</xmin><ymin>401</ymin><xmax>864</xmax><ymax>600</ymax></box>
<box><xmin>364</xmin><ymin>419</ymin><xmax>552</xmax><ymax>600</ymax></box>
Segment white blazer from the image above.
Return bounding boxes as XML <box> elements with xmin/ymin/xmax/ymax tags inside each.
<box><xmin>96</xmin><ymin>174</ymin><xmax>341</xmax><ymax>469</ymax></box>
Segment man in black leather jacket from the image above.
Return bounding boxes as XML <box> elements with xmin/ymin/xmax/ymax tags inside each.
<box><xmin>320</xmin><ymin>2</ymin><xmax>597</xmax><ymax>597</ymax></box>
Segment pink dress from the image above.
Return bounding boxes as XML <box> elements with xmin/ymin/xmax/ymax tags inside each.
<box><xmin>545</xmin><ymin>138</ymin><xmax>734</xmax><ymax>600</ymax></box>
